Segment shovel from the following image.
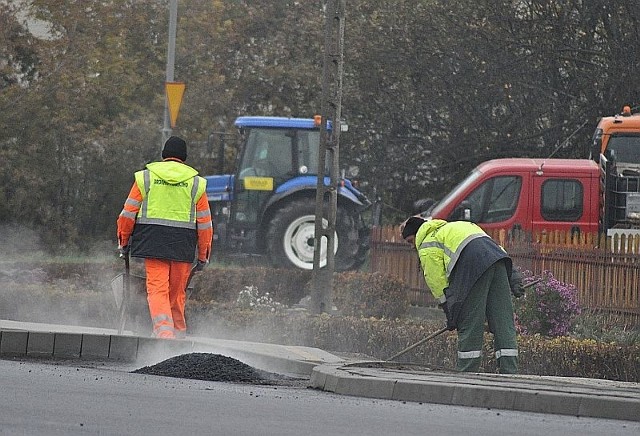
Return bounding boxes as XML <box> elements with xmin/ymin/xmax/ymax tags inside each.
<box><xmin>185</xmin><ymin>262</ymin><xmax>201</xmax><ymax>301</ymax></box>
<box><xmin>386</xmin><ymin>326</ymin><xmax>448</xmax><ymax>362</ymax></box>
<box><xmin>116</xmin><ymin>251</ymin><xmax>130</xmax><ymax>335</ymax></box>
<box><xmin>386</xmin><ymin>278</ymin><xmax>543</xmax><ymax>362</ymax></box>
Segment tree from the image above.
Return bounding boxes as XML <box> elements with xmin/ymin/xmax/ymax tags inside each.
<box><xmin>3</xmin><ymin>0</ymin><xmax>640</xmax><ymax>248</ymax></box>
<box><xmin>2</xmin><ymin>0</ymin><xmax>167</xmax><ymax>248</ymax></box>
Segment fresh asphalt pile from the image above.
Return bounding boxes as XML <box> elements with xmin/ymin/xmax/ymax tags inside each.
<box><xmin>132</xmin><ymin>352</ymin><xmax>304</xmax><ymax>386</ymax></box>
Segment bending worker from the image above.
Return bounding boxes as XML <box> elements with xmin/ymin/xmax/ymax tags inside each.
<box><xmin>401</xmin><ymin>216</ymin><xmax>519</xmax><ymax>373</ymax></box>
<box><xmin>117</xmin><ymin>136</ymin><xmax>213</xmax><ymax>339</ymax></box>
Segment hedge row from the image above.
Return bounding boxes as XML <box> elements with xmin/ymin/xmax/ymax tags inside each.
<box><xmin>188</xmin><ymin>267</ymin><xmax>639</xmax><ymax>381</ymax></box>
<box><xmin>187</xmin><ymin>305</ymin><xmax>640</xmax><ymax>382</ymax></box>
<box><xmin>191</xmin><ymin>266</ymin><xmax>409</xmax><ymax>318</ymax></box>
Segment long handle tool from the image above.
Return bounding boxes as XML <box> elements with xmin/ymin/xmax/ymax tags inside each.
<box><xmin>386</xmin><ymin>278</ymin><xmax>543</xmax><ymax>362</ymax></box>
<box><xmin>386</xmin><ymin>326</ymin><xmax>448</xmax><ymax>362</ymax></box>
<box><xmin>117</xmin><ymin>252</ymin><xmax>130</xmax><ymax>335</ymax></box>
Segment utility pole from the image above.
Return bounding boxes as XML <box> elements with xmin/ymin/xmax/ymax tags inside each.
<box><xmin>311</xmin><ymin>0</ymin><xmax>345</xmax><ymax>314</ymax></box>
<box><xmin>161</xmin><ymin>0</ymin><xmax>178</xmax><ymax>147</ymax></box>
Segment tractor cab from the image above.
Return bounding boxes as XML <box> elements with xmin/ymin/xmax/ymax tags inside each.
<box><xmin>204</xmin><ymin>115</ymin><xmax>370</xmax><ymax>271</ymax></box>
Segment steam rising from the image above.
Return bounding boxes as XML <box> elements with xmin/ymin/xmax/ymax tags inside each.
<box><xmin>0</xmin><ymin>224</ymin><xmax>117</xmax><ymax>328</ymax></box>
<box><xmin>0</xmin><ymin>224</ymin><xmax>332</xmax><ymax>372</ymax></box>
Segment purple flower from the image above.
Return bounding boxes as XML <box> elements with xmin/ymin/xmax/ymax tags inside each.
<box><xmin>513</xmin><ymin>269</ymin><xmax>581</xmax><ymax>337</ymax></box>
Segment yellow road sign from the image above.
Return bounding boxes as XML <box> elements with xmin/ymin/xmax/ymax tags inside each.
<box><xmin>165</xmin><ymin>81</ymin><xmax>186</xmax><ymax>128</ymax></box>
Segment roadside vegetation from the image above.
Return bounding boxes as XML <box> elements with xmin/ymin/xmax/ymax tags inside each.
<box><xmin>3</xmin><ymin>1</ymin><xmax>640</xmax><ymax>249</ymax></box>
<box><xmin>1</xmin><ymin>259</ymin><xmax>637</xmax><ymax>382</ymax></box>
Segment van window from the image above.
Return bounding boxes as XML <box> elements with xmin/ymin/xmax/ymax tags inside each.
<box><xmin>451</xmin><ymin>175</ymin><xmax>521</xmax><ymax>223</ymax></box>
<box><xmin>541</xmin><ymin>179</ymin><xmax>583</xmax><ymax>221</ymax></box>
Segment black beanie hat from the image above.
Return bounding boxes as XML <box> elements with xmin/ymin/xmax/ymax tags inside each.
<box><xmin>162</xmin><ymin>136</ymin><xmax>187</xmax><ymax>161</ymax></box>
<box><xmin>401</xmin><ymin>216</ymin><xmax>426</xmax><ymax>240</ymax></box>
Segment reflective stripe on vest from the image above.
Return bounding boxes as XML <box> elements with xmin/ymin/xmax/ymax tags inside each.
<box><xmin>420</xmin><ymin>233</ymin><xmax>488</xmax><ymax>276</ymax></box>
<box><xmin>134</xmin><ymin>169</ymin><xmax>205</xmax><ymax>229</ymax></box>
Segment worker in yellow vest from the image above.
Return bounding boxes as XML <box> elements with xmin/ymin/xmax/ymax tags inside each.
<box><xmin>117</xmin><ymin>136</ymin><xmax>213</xmax><ymax>339</ymax></box>
<box><xmin>401</xmin><ymin>217</ymin><xmax>518</xmax><ymax>373</ymax></box>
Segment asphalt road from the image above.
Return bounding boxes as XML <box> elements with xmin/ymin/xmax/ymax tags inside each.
<box><xmin>1</xmin><ymin>357</ymin><xmax>638</xmax><ymax>436</ymax></box>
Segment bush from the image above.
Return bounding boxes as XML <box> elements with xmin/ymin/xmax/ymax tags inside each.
<box><xmin>570</xmin><ymin>311</ymin><xmax>640</xmax><ymax>345</ymax></box>
<box><xmin>191</xmin><ymin>266</ymin><xmax>311</xmax><ymax>306</ymax></box>
<box><xmin>333</xmin><ymin>271</ymin><xmax>409</xmax><ymax>319</ymax></box>
<box><xmin>517</xmin><ymin>335</ymin><xmax>639</xmax><ymax>380</ymax></box>
<box><xmin>1</xmin><ymin>261</ymin><xmax>638</xmax><ymax>381</ymax></box>
<box><xmin>513</xmin><ymin>270</ymin><xmax>581</xmax><ymax>337</ymax></box>
<box><xmin>192</xmin><ymin>267</ymin><xmax>410</xmax><ymax>319</ymax></box>
<box><xmin>235</xmin><ymin>285</ymin><xmax>286</xmax><ymax>313</ymax></box>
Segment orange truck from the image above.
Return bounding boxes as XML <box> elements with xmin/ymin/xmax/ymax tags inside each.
<box><xmin>590</xmin><ymin>105</ymin><xmax>640</xmax><ymax>168</ymax></box>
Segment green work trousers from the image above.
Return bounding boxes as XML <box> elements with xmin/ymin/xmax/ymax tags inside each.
<box><xmin>456</xmin><ymin>260</ymin><xmax>518</xmax><ymax>374</ymax></box>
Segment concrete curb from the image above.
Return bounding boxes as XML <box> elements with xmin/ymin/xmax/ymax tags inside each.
<box><xmin>310</xmin><ymin>363</ymin><xmax>640</xmax><ymax>422</ymax></box>
<box><xmin>0</xmin><ymin>329</ymin><xmax>182</xmax><ymax>361</ymax></box>
<box><xmin>0</xmin><ymin>320</ymin><xmax>343</xmax><ymax>378</ymax></box>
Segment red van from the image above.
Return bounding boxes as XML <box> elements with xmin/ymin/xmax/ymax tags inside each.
<box><xmin>425</xmin><ymin>158</ymin><xmax>601</xmax><ymax>235</ymax></box>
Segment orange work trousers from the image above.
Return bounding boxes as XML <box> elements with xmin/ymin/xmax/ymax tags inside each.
<box><xmin>144</xmin><ymin>258</ymin><xmax>191</xmax><ymax>338</ymax></box>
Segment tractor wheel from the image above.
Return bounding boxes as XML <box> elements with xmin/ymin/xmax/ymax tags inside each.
<box><xmin>266</xmin><ymin>199</ymin><xmax>360</xmax><ymax>271</ymax></box>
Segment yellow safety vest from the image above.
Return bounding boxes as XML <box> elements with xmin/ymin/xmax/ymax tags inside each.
<box><xmin>134</xmin><ymin>161</ymin><xmax>206</xmax><ymax>229</ymax></box>
<box><xmin>416</xmin><ymin>219</ymin><xmax>492</xmax><ymax>302</ymax></box>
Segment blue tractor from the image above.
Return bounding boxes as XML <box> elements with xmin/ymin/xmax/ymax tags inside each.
<box><xmin>204</xmin><ymin>116</ymin><xmax>371</xmax><ymax>271</ymax></box>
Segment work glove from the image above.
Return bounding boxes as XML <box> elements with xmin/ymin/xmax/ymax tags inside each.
<box><xmin>118</xmin><ymin>245</ymin><xmax>129</xmax><ymax>259</ymax></box>
<box><xmin>438</xmin><ymin>302</ymin><xmax>456</xmax><ymax>331</ymax></box>
<box><xmin>193</xmin><ymin>259</ymin><xmax>208</xmax><ymax>272</ymax></box>
<box><xmin>509</xmin><ymin>269</ymin><xmax>525</xmax><ymax>298</ymax></box>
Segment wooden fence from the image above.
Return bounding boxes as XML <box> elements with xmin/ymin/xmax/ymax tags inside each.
<box><xmin>369</xmin><ymin>226</ymin><xmax>640</xmax><ymax>319</ymax></box>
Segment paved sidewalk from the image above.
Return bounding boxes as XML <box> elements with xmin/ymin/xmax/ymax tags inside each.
<box><xmin>1</xmin><ymin>319</ymin><xmax>638</xmax><ymax>422</ymax></box>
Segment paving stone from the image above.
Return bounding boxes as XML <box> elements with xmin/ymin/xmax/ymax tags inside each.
<box><xmin>81</xmin><ymin>334</ymin><xmax>111</xmax><ymax>359</ymax></box>
<box><xmin>512</xmin><ymin>389</ymin><xmax>580</xmax><ymax>417</ymax></box>
<box><xmin>109</xmin><ymin>335</ymin><xmax>139</xmax><ymax>361</ymax></box>
<box><xmin>27</xmin><ymin>332</ymin><xmax>54</xmax><ymax>356</ymax></box>
<box><xmin>393</xmin><ymin>379</ymin><xmax>455</xmax><ymax>404</ymax></box>
<box><xmin>578</xmin><ymin>394</ymin><xmax>640</xmax><ymax>422</ymax></box>
<box><xmin>53</xmin><ymin>333</ymin><xmax>82</xmax><ymax>358</ymax></box>
<box><xmin>334</xmin><ymin>374</ymin><xmax>395</xmax><ymax>399</ymax></box>
<box><xmin>451</xmin><ymin>383</ymin><xmax>518</xmax><ymax>410</ymax></box>
<box><xmin>0</xmin><ymin>331</ymin><xmax>28</xmax><ymax>356</ymax></box>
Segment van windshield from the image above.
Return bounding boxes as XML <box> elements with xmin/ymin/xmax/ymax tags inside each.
<box><xmin>429</xmin><ymin>168</ymin><xmax>482</xmax><ymax>217</ymax></box>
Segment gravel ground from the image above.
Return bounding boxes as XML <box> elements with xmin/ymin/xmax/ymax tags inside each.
<box><xmin>132</xmin><ymin>352</ymin><xmax>308</xmax><ymax>386</ymax></box>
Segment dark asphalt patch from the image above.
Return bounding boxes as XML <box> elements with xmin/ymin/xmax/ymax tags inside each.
<box><xmin>132</xmin><ymin>352</ymin><xmax>304</xmax><ymax>385</ymax></box>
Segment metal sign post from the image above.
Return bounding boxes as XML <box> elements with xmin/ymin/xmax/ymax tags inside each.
<box><xmin>162</xmin><ymin>0</ymin><xmax>178</xmax><ymax>147</ymax></box>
